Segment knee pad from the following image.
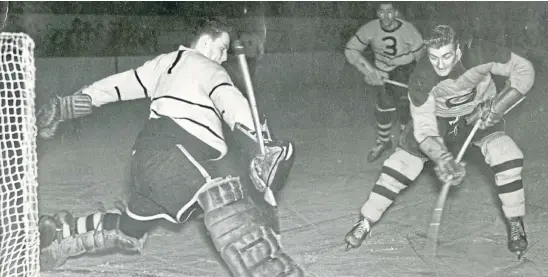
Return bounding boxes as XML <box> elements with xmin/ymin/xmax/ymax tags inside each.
<box><xmin>379</xmin><ymin>148</ymin><xmax>425</xmax><ymax>192</ymax></box>
<box><xmin>477</xmin><ymin>132</ymin><xmax>524</xmax><ymax>167</ymax></box>
<box><xmin>197</xmin><ymin>176</ymin><xmax>304</xmax><ymax>277</ymax></box>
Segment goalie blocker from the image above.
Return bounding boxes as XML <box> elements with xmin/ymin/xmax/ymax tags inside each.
<box><xmin>233</xmin><ymin>122</ymin><xmax>295</xmax><ymax>205</ymax></box>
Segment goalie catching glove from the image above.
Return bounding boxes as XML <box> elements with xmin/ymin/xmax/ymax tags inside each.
<box><xmin>419</xmin><ymin>136</ymin><xmax>466</xmax><ymax>186</ymax></box>
<box><xmin>36</xmin><ymin>90</ymin><xmax>93</xmax><ymax>139</ymax></box>
<box><xmin>234</xmin><ymin>123</ymin><xmax>295</xmax><ymax>206</ymax></box>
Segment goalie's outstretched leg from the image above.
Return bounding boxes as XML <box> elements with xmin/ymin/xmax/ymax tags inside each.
<box><xmin>198</xmin><ymin>176</ymin><xmax>304</xmax><ymax>276</ymax></box>
<box><xmin>39</xmin><ymin>208</ymin><xmax>150</xmax><ymax>271</ymax></box>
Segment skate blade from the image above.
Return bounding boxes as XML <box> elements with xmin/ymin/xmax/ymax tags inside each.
<box><xmin>345</xmin><ymin>244</ymin><xmax>352</xmax><ymax>251</ymax></box>
<box><xmin>345</xmin><ymin>242</ymin><xmax>360</xmax><ymax>251</ymax></box>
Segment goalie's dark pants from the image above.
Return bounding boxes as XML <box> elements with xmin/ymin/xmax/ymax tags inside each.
<box><xmin>360</xmin><ymin>116</ymin><xmax>525</xmax><ymax>223</ymax></box>
<box><xmin>121</xmin><ymin>118</ymin><xmax>229</xmax><ymax>239</ymax></box>
<box><xmin>373</xmin><ymin>61</ymin><xmax>416</xmax><ymax>143</ymax></box>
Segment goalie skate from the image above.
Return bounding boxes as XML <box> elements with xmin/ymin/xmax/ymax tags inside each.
<box><xmin>507</xmin><ymin>217</ymin><xmax>528</xmax><ymax>259</ymax></box>
<box><xmin>344</xmin><ymin>217</ymin><xmax>372</xmax><ymax>251</ymax></box>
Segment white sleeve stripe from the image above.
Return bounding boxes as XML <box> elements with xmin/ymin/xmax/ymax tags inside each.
<box><xmin>168</xmin><ymin>50</ymin><xmax>185</xmax><ymax>74</ymax></box>
<box><xmin>150</xmin><ymin>109</ymin><xmax>224</xmax><ymax>141</ymax></box>
<box><xmin>114</xmin><ymin>86</ymin><xmax>121</xmax><ymax>101</ymax></box>
<box><xmin>208</xmin><ymin>82</ymin><xmax>232</xmax><ymax>97</ymax></box>
<box><xmin>152</xmin><ymin>95</ymin><xmax>221</xmax><ymax>119</ymax></box>
<box><xmin>133</xmin><ymin>70</ymin><xmax>148</xmax><ymax>98</ymax></box>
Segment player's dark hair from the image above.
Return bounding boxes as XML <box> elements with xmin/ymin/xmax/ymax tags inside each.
<box><xmin>377</xmin><ymin>2</ymin><xmax>401</xmax><ymax>12</ymax></box>
<box><xmin>424</xmin><ymin>25</ymin><xmax>460</xmax><ymax>49</ymax></box>
<box><xmin>190</xmin><ymin>17</ymin><xmax>232</xmax><ymax>46</ymax></box>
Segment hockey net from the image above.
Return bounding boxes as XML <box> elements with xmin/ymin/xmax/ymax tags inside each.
<box><xmin>0</xmin><ymin>33</ymin><xmax>39</xmax><ymax>276</ymax></box>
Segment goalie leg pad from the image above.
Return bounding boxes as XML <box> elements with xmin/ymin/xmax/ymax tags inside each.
<box><xmin>39</xmin><ymin>210</ymin><xmax>146</xmax><ymax>271</ymax></box>
<box><xmin>198</xmin><ymin>176</ymin><xmax>304</xmax><ymax>277</ymax></box>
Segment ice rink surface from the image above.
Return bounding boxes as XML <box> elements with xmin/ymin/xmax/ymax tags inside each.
<box><xmin>36</xmin><ymin>63</ymin><xmax>548</xmax><ymax>277</ymax></box>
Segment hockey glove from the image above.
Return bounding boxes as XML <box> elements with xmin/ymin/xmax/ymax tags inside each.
<box><xmin>433</xmin><ymin>152</ymin><xmax>466</xmax><ymax>186</ymax></box>
<box><xmin>466</xmin><ymin>99</ymin><xmax>501</xmax><ymax>129</ymax></box>
<box><xmin>37</xmin><ymin>92</ymin><xmax>93</xmax><ymax>139</ymax></box>
<box><xmin>364</xmin><ymin>69</ymin><xmax>388</xmax><ymax>86</ymax></box>
<box><xmin>419</xmin><ymin>136</ymin><xmax>466</xmax><ymax>186</ymax></box>
<box><xmin>234</xmin><ymin>122</ymin><xmax>295</xmax><ymax>206</ymax></box>
<box><xmin>249</xmin><ymin>140</ymin><xmax>295</xmax><ymax>194</ymax></box>
<box><xmin>466</xmin><ymin>85</ymin><xmax>524</xmax><ymax>130</ymax></box>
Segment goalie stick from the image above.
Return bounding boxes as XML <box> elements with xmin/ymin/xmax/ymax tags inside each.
<box><xmin>233</xmin><ymin>39</ymin><xmax>265</xmax><ymax>155</ymax></box>
<box><xmin>425</xmin><ymin>96</ymin><xmax>526</xmax><ymax>256</ymax></box>
<box><xmin>233</xmin><ymin>39</ymin><xmax>278</xmax><ymax>207</ymax></box>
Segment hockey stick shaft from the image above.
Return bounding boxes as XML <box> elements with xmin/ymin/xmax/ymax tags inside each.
<box><xmin>234</xmin><ymin>40</ymin><xmax>266</xmax><ymax>155</ymax></box>
<box><xmin>425</xmin><ymin>96</ymin><xmax>526</xmax><ymax>255</ymax></box>
<box><xmin>383</xmin><ymin>79</ymin><xmax>409</xmax><ymax>89</ymax></box>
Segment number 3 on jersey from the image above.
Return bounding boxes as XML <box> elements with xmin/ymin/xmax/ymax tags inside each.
<box><xmin>382</xmin><ymin>36</ymin><xmax>397</xmax><ymax>56</ymax></box>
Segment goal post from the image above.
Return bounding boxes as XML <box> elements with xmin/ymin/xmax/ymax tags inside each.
<box><xmin>0</xmin><ymin>32</ymin><xmax>40</xmax><ymax>277</ymax></box>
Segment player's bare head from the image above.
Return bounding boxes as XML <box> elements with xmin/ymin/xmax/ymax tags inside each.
<box><xmin>191</xmin><ymin>17</ymin><xmax>231</xmax><ymax>64</ymax></box>
<box><xmin>377</xmin><ymin>2</ymin><xmax>399</xmax><ymax>29</ymax></box>
<box><xmin>425</xmin><ymin>25</ymin><xmax>462</xmax><ymax>76</ymax></box>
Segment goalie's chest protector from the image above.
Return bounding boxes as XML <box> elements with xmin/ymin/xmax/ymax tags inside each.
<box><xmin>148</xmin><ymin>50</ymin><xmax>227</xmax><ymax>156</ymax></box>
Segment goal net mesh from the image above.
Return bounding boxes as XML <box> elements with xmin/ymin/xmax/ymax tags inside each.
<box><xmin>0</xmin><ymin>33</ymin><xmax>39</xmax><ymax>277</ymax></box>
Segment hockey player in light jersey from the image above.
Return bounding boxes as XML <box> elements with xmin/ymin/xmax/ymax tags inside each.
<box><xmin>345</xmin><ymin>25</ymin><xmax>534</xmax><ymax>259</ymax></box>
<box><xmin>36</xmin><ymin>18</ymin><xmax>303</xmax><ymax>276</ymax></box>
<box><xmin>345</xmin><ymin>2</ymin><xmax>424</xmax><ymax>162</ymax></box>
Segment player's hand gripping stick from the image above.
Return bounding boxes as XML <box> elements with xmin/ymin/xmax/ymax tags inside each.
<box><xmin>425</xmin><ymin>96</ymin><xmax>526</xmax><ymax>256</ymax></box>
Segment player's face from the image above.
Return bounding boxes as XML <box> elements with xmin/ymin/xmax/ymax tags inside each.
<box><xmin>427</xmin><ymin>44</ymin><xmax>461</xmax><ymax>77</ymax></box>
<box><xmin>206</xmin><ymin>32</ymin><xmax>230</xmax><ymax>64</ymax></box>
<box><xmin>377</xmin><ymin>4</ymin><xmax>397</xmax><ymax>29</ymax></box>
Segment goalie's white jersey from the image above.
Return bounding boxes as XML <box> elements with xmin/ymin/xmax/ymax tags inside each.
<box><xmin>81</xmin><ymin>46</ymin><xmax>255</xmax><ymax>158</ymax></box>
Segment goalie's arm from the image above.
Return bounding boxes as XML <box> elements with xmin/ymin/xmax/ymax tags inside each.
<box><xmin>207</xmin><ymin>70</ymin><xmax>255</xmax><ymax>132</ymax></box>
<box><xmin>37</xmin><ymin>53</ymin><xmax>173</xmax><ymax>139</ymax></box>
<box><xmin>81</xmin><ymin>53</ymin><xmax>174</xmax><ymax>107</ymax></box>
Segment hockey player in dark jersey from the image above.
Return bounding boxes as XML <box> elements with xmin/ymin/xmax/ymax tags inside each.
<box><xmin>345</xmin><ymin>25</ymin><xmax>534</xmax><ymax>259</ymax></box>
<box><xmin>35</xmin><ymin>18</ymin><xmax>303</xmax><ymax>276</ymax></box>
<box><xmin>345</xmin><ymin>2</ymin><xmax>424</xmax><ymax>162</ymax></box>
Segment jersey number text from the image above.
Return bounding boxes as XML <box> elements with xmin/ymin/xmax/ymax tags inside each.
<box><xmin>382</xmin><ymin>36</ymin><xmax>397</xmax><ymax>56</ymax></box>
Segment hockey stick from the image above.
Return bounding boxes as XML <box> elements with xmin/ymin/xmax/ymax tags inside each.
<box><xmin>234</xmin><ymin>39</ymin><xmax>266</xmax><ymax>155</ymax></box>
<box><xmin>234</xmin><ymin>39</ymin><xmax>279</xmax><ymax>207</ymax></box>
<box><xmin>425</xmin><ymin>96</ymin><xmax>526</xmax><ymax>256</ymax></box>
<box><xmin>383</xmin><ymin>78</ymin><xmax>409</xmax><ymax>89</ymax></box>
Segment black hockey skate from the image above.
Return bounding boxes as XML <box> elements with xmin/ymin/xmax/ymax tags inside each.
<box><xmin>345</xmin><ymin>217</ymin><xmax>372</xmax><ymax>251</ymax></box>
<box><xmin>367</xmin><ymin>140</ymin><xmax>392</xmax><ymax>163</ymax></box>
<box><xmin>507</xmin><ymin>217</ymin><xmax>528</xmax><ymax>259</ymax></box>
